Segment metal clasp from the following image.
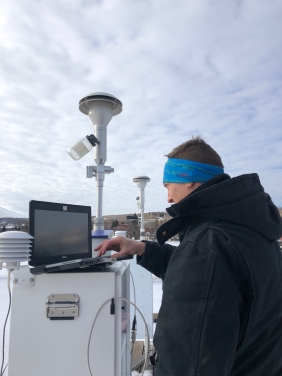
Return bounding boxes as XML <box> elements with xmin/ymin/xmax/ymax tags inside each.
<box><xmin>46</xmin><ymin>294</ymin><xmax>80</xmax><ymax>320</ymax></box>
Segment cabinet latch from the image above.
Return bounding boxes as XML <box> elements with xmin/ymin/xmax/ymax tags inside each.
<box><xmin>46</xmin><ymin>294</ymin><xmax>80</xmax><ymax>320</ymax></box>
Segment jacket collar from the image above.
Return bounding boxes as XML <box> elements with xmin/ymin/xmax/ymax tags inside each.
<box><xmin>157</xmin><ymin>215</ymin><xmax>191</xmax><ymax>245</ymax></box>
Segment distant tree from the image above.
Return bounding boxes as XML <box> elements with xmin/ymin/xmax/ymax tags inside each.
<box><xmin>111</xmin><ymin>219</ymin><xmax>119</xmax><ymax>229</ymax></box>
<box><xmin>1</xmin><ymin>226</ymin><xmax>6</xmax><ymax>232</ymax></box>
<box><xmin>153</xmin><ymin>218</ymin><xmax>159</xmax><ymax>230</ymax></box>
<box><xmin>128</xmin><ymin>219</ymin><xmax>139</xmax><ymax>239</ymax></box>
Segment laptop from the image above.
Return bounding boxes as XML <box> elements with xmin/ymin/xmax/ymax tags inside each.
<box><xmin>28</xmin><ymin>200</ymin><xmax>132</xmax><ymax>275</ymax></box>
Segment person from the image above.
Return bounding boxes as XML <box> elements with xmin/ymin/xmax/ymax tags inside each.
<box><xmin>95</xmin><ymin>136</ymin><xmax>282</xmax><ymax>376</ymax></box>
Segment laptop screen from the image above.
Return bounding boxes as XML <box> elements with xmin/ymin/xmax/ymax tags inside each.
<box><xmin>29</xmin><ymin>200</ymin><xmax>92</xmax><ymax>266</ymax></box>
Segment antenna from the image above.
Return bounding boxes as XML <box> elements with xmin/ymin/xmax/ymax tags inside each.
<box><xmin>133</xmin><ymin>176</ymin><xmax>150</xmax><ymax>240</ymax></box>
<box><xmin>78</xmin><ymin>92</ymin><xmax>123</xmax><ymax>231</ymax></box>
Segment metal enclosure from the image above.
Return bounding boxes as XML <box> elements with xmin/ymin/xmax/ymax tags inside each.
<box><xmin>8</xmin><ymin>263</ymin><xmax>130</xmax><ymax>376</ymax></box>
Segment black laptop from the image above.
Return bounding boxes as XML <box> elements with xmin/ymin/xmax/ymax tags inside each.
<box><xmin>28</xmin><ymin>200</ymin><xmax>132</xmax><ymax>275</ymax></box>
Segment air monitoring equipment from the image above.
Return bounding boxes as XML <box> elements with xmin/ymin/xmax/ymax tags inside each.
<box><xmin>68</xmin><ymin>93</ymin><xmax>122</xmax><ymax>232</ymax></box>
<box><xmin>133</xmin><ymin>176</ymin><xmax>150</xmax><ymax>241</ymax></box>
<box><xmin>8</xmin><ymin>263</ymin><xmax>131</xmax><ymax>376</ymax></box>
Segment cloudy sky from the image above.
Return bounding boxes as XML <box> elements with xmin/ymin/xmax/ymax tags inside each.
<box><xmin>0</xmin><ymin>0</ymin><xmax>281</xmax><ymax>218</ymax></box>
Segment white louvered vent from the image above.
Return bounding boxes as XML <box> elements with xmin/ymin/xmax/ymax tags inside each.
<box><xmin>0</xmin><ymin>231</ymin><xmax>34</xmax><ymax>270</ymax></box>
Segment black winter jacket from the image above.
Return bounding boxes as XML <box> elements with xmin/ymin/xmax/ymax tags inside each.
<box><xmin>137</xmin><ymin>173</ymin><xmax>282</xmax><ymax>376</ymax></box>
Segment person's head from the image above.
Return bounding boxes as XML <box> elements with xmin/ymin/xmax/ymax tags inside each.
<box><xmin>163</xmin><ymin>136</ymin><xmax>224</xmax><ymax>203</ymax></box>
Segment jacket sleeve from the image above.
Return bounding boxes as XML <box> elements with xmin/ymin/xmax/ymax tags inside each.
<box><xmin>153</xmin><ymin>235</ymin><xmax>244</xmax><ymax>376</ymax></box>
<box><xmin>136</xmin><ymin>241</ymin><xmax>176</xmax><ymax>278</ymax></box>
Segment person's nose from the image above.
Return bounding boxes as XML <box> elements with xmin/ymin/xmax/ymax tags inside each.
<box><xmin>167</xmin><ymin>194</ymin><xmax>174</xmax><ymax>204</ymax></box>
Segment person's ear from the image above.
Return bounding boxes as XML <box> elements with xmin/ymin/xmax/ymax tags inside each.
<box><xmin>186</xmin><ymin>182</ymin><xmax>202</xmax><ymax>190</ymax></box>
<box><xmin>185</xmin><ymin>182</ymin><xmax>194</xmax><ymax>188</ymax></box>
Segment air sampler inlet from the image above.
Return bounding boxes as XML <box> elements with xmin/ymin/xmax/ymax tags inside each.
<box><xmin>133</xmin><ymin>176</ymin><xmax>150</xmax><ymax>240</ymax></box>
<box><xmin>79</xmin><ymin>92</ymin><xmax>122</xmax><ymax>165</ymax></box>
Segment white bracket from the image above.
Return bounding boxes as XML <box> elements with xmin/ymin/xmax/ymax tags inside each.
<box><xmin>12</xmin><ymin>266</ymin><xmax>35</xmax><ymax>287</ymax></box>
<box><xmin>86</xmin><ymin>165</ymin><xmax>114</xmax><ymax>178</ymax></box>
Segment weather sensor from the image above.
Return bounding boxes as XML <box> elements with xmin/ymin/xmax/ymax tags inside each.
<box><xmin>0</xmin><ymin>231</ymin><xmax>33</xmax><ymax>270</ymax></box>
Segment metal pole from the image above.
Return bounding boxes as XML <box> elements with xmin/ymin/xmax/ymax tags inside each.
<box><xmin>95</xmin><ymin>174</ymin><xmax>104</xmax><ymax>230</ymax></box>
<box><xmin>140</xmin><ymin>188</ymin><xmax>145</xmax><ymax>240</ymax></box>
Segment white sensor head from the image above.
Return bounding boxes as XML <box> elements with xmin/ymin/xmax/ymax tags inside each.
<box><xmin>133</xmin><ymin>176</ymin><xmax>150</xmax><ymax>190</ymax></box>
<box><xmin>79</xmin><ymin>92</ymin><xmax>122</xmax><ymax>117</ymax></box>
<box><xmin>78</xmin><ymin>92</ymin><xmax>123</xmax><ymax>165</ymax></box>
<box><xmin>0</xmin><ymin>231</ymin><xmax>33</xmax><ymax>270</ymax></box>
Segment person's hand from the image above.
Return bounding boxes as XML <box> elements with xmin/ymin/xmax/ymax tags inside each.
<box><xmin>94</xmin><ymin>236</ymin><xmax>146</xmax><ymax>258</ymax></box>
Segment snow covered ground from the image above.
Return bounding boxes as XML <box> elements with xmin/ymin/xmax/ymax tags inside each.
<box><xmin>153</xmin><ymin>280</ymin><xmax>162</xmax><ymax>313</ymax></box>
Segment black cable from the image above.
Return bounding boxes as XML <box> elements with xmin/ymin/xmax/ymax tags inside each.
<box><xmin>1</xmin><ymin>289</ymin><xmax>11</xmax><ymax>376</ymax></box>
<box><xmin>87</xmin><ymin>297</ymin><xmax>150</xmax><ymax>376</ymax></box>
<box><xmin>1</xmin><ymin>271</ymin><xmax>11</xmax><ymax>376</ymax></box>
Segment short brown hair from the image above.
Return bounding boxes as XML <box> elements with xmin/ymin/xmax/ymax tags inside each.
<box><xmin>166</xmin><ymin>136</ymin><xmax>224</xmax><ymax>168</ymax></box>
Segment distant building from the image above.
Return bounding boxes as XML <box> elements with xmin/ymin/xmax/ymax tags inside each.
<box><xmin>112</xmin><ymin>223</ymin><xmax>130</xmax><ymax>236</ymax></box>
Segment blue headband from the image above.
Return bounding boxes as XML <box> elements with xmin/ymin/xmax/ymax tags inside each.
<box><xmin>163</xmin><ymin>158</ymin><xmax>224</xmax><ymax>184</ymax></box>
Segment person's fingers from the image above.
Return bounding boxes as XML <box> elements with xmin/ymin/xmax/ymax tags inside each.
<box><xmin>97</xmin><ymin>244</ymin><xmax>110</xmax><ymax>256</ymax></box>
<box><xmin>96</xmin><ymin>237</ymin><xmax>124</xmax><ymax>256</ymax></box>
<box><xmin>94</xmin><ymin>238</ymin><xmax>116</xmax><ymax>251</ymax></box>
<box><xmin>110</xmin><ymin>251</ymin><xmax>124</xmax><ymax>258</ymax></box>
<box><xmin>95</xmin><ymin>243</ymin><xmax>107</xmax><ymax>256</ymax></box>
<box><xmin>97</xmin><ymin>249</ymin><xmax>103</xmax><ymax>257</ymax></box>
<box><xmin>94</xmin><ymin>236</ymin><xmax>142</xmax><ymax>257</ymax></box>
<box><xmin>94</xmin><ymin>242</ymin><xmax>103</xmax><ymax>251</ymax></box>
<box><xmin>94</xmin><ymin>239</ymin><xmax>119</xmax><ymax>257</ymax></box>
